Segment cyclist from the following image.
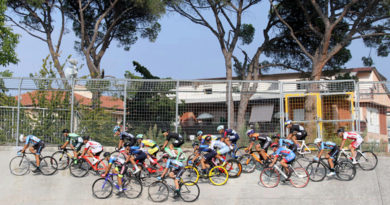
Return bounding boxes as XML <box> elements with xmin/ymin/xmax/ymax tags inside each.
<box><xmin>285</xmin><ymin>120</ymin><xmax>307</xmax><ymax>147</ymax></box>
<box><xmin>246</xmin><ymin>129</ymin><xmax>272</xmax><ymax>161</ymax></box>
<box><xmin>268</xmin><ymin>142</ymin><xmax>295</xmax><ymax>178</ymax></box>
<box><xmin>136</xmin><ymin>134</ymin><xmax>159</xmax><ymax>164</ymax></box>
<box><xmin>274</xmin><ymin>135</ymin><xmax>297</xmax><ymax>153</ymax></box>
<box><xmin>101</xmin><ymin>143</ymin><xmax>132</xmax><ymax>194</ymax></box>
<box><xmin>80</xmin><ymin>136</ymin><xmax>103</xmax><ymax>165</ymax></box>
<box><xmin>199</xmin><ymin>138</ymin><xmax>229</xmax><ymax>176</ymax></box>
<box><xmin>161</xmin><ymin>128</ymin><xmax>184</xmax><ymax>157</ymax></box>
<box><xmin>19</xmin><ymin>134</ymin><xmax>45</xmax><ymax>173</ymax></box>
<box><xmin>128</xmin><ymin>145</ymin><xmax>147</xmax><ymax>174</ymax></box>
<box><xmin>60</xmin><ymin>129</ymin><xmax>83</xmax><ymax>163</ymax></box>
<box><xmin>157</xmin><ymin>154</ymin><xmax>185</xmax><ymax>199</ymax></box>
<box><xmin>217</xmin><ymin>125</ymin><xmax>240</xmax><ymax>150</ymax></box>
<box><xmin>313</xmin><ymin>138</ymin><xmax>339</xmax><ymax>177</ymax></box>
<box><xmin>113</xmin><ymin>125</ymin><xmax>136</xmax><ymax>150</ymax></box>
<box><xmin>337</xmin><ymin>127</ymin><xmax>363</xmax><ymax>164</ymax></box>
<box><xmin>190</xmin><ymin>133</ymin><xmax>213</xmax><ymax>165</ymax></box>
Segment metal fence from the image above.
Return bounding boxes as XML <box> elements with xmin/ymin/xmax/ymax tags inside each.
<box><xmin>0</xmin><ymin>77</ymin><xmax>388</xmax><ymax>151</ymax></box>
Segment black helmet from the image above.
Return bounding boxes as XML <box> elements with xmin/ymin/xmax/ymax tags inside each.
<box><xmin>337</xmin><ymin>127</ymin><xmax>345</xmax><ymax>134</ymax></box>
<box><xmin>124</xmin><ymin>142</ymin><xmax>132</xmax><ymax>147</ymax></box>
<box><xmin>82</xmin><ymin>136</ymin><xmax>90</xmax><ymax>141</ymax></box>
<box><xmin>205</xmin><ymin>136</ymin><xmax>211</xmax><ymax>142</ymax></box>
<box><xmin>161</xmin><ymin>128</ymin><xmax>169</xmax><ymax>133</ymax></box>
<box><xmin>103</xmin><ymin>152</ymin><xmax>111</xmax><ymax>158</ymax></box>
<box><xmin>62</xmin><ymin>129</ymin><xmax>69</xmax><ymax>133</ymax></box>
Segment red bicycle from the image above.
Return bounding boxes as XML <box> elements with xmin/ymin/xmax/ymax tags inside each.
<box><xmin>69</xmin><ymin>155</ymin><xmax>107</xmax><ymax>177</ymax></box>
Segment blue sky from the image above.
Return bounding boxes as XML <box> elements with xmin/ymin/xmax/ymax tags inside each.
<box><xmin>3</xmin><ymin>3</ymin><xmax>389</xmax><ymax>80</ymax></box>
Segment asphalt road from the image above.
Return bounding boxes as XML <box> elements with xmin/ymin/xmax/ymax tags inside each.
<box><xmin>0</xmin><ymin>146</ymin><xmax>388</xmax><ymax>205</ymax></box>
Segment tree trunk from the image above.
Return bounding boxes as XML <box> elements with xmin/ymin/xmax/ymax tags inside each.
<box><xmin>225</xmin><ymin>54</ymin><xmax>235</xmax><ymax>129</ymax></box>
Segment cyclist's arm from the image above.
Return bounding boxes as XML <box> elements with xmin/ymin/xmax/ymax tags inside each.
<box><xmin>61</xmin><ymin>140</ymin><xmax>69</xmax><ymax>149</ymax></box>
<box><xmin>118</xmin><ymin>139</ymin><xmax>124</xmax><ymax>150</ymax></box>
<box><xmin>269</xmin><ymin>155</ymin><xmax>278</xmax><ymax>167</ymax></box>
<box><xmin>80</xmin><ymin>147</ymin><xmax>88</xmax><ymax>156</ymax></box>
<box><xmin>339</xmin><ymin>139</ymin><xmax>346</xmax><ymax>150</ymax></box>
<box><xmin>317</xmin><ymin>149</ymin><xmax>324</xmax><ymax>159</ymax></box>
<box><xmin>162</xmin><ymin>140</ymin><xmax>169</xmax><ymax>150</ymax></box>
<box><xmin>20</xmin><ymin>144</ymin><xmax>29</xmax><ymax>153</ymax></box>
<box><xmin>247</xmin><ymin>141</ymin><xmax>254</xmax><ymax>152</ymax></box>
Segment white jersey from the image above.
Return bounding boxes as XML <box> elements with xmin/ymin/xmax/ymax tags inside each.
<box><xmin>342</xmin><ymin>132</ymin><xmax>362</xmax><ymax>141</ymax></box>
<box><xmin>210</xmin><ymin>140</ymin><xmax>228</xmax><ymax>150</ymax></box>
<box><xmin>85</xmin><ymin>140</ymin><xmax>103</xmax><ymax>153</ymax></box>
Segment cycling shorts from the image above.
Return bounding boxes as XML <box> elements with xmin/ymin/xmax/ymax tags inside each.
<box><xmin>283</xmin><ymin>154</ymin><xmax>295</xmax><ymax>163</ymax></box>
<box><xmin>72</xmin><ymin>142</ymin><xmax>83</xmax><ymax>152</ymax></box>
<box><xmin>173</xmin><ymin>166</ymin><xmax>185</xmax><ymax>180</ymax></box>
<box><xmin>350</xmin><ymin>137</ymin><xmax>363</xmax><ymax>149</ymax></box>
<box><xmin>33</xmin><ymin>142</ymin><xmax>45</xmax><ymax>155</ymax></box>
<box><xmin>328</xmin><ymin>146</ymin><xmax>340</xmax><ymax>159</ymax></box>
<box><xmin>260</xmin><ymin>141</ymin><xmax>271</xmax><ymax>151</ymax></box>
<box><xmin>204</xmin><ymin>150</ymin><xmax>217</xmax><ymax>161</ymax></box>
<box><xmin>216</xmin><ymin>146</ymin><xmax>230</xmax><ymax>155</ymax></box>
<box><xmin>172</xmin><ymin>139</ymin><xmax>184</xmax><ymax>148</ymax></box>
<box><xmin>114</xmin><ymin>164</ymin><xmax>128</xmax><ymax>178</ymax></box>
<box><xmin>134</xmin><ymin>152</ymin><xmax>147</xmax><ymax>163</ymax></box>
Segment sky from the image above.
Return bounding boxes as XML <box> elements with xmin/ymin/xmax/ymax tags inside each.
<box><xmin>2</xmin><ymin>2</ymin><xmax>390</xmax><ymax>80</ymax></box>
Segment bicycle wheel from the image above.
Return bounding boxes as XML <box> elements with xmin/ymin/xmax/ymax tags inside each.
<box><xmin>69</xmin><ymin>158</ymin><xmax>89</xmax><ymax>177</ymax></box>
<box><xmin>239</xmin><ymin>154</ymin><xmax>256</xmax><ymax>173</ymax></box>
<box><xmin>224</xmin><ymin>159</ymin><xmax>242</xmax><ymax>178</ymax></box>
<box><xmin>306</xmin><ymin>161</ymin><xmax>326</xmax><ymax>182</ymax></box>
<box><xmin>336</xmin><ymin>160</ymin><xmax>356</xmax><ymax>181</ymax></box>
<box><xmin>260</xmin><ymin>168</ymin><xmax>280</xmax><ymax>188</ymax></box>
<box><xmin>148</xmin><ymin>181</ymin><xmax>169</xmax><ymax>202</ymax></box>
<box><xmin>181</xmin><ymin>166</ymin><xmax>199</xmax><ymax>185</ymax></box>
<box><xmin>123</xmin><ymin>176</ymin><xmax>143</xmax><ymax>199</ymax></box>
<box><xmin>179</xmin><ymin>181</ymin><xmax>200</xmax><ymax>202</ymax></box>
<box><xmin>40</xmin><ymin>156</ymin><xmax>58</xmax><ymax>176</ymax></box>
<box><xmin>92</xmin><ymin>178</ymin><xmax>113</xmax><ymax>199</ymax></box>
<box><xmin>234</xmin><ymin>146</ymin><xmax>247</xmax><ymax>158</ymax></box>
<box><xmin>51</xmin><ymin>151</ymin><xmax>70</xmax><ymax>170</ymax></box>
<box><xmin>208</xmin><ymin>166</ymin><xmax>229</xmax><ymax>186</ymax></box>
<box><xmin>357</xmin><ymin>151</ymin><xmax>378</xmax><ymax>171</ymax></box>
<box><xmin>95</xmin><ymin>160</ymin><xmax>106</xmax><ymax>175</ymax></box>
<box><xmin>9</xmin><ymin>156</ymin><xmax>30</xmax><ymax>176</ymax></box>
<box><xmin>186</xmin><ymin>154</ymin><xmax>195</xmax><ymax>166</ymax></box>
<box><xmin>289</xmin><ymin>167</ymin><xmax>309</xmax><ymax>188</ymax></box>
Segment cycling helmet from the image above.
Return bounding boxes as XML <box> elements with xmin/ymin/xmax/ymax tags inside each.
<box><xmin>124</xmin><ymin>142</ymin><xmax>132</xmax><ymax>147</ymax></box>
<box><xmin>113</xmin><ymin>125</ymin><xmax>121</xmax><ymax>134</ymax></box>
<box><xmin>270</xmin><ymin>142</ymin><xmax>279</xmax><ymax>148</ymax></box>
<box><xmin>196</xmin><ymin>130</ymin><xmax>203</xmax><ymax>137</ymax></box>
<box><xmin>285</xmin><ymin>120</ymin><xmax>292</xmax><ymax>126</ymax></box>
<box><xmin>246</xmin><ymin>129</ymin><xmax>254</xmax><ymax>137</ymax></box>
<box><xmin>82</xmin><ymin>136</ymin><xmax>90</xmax><ymax>141</ymax></box>
<box><xmin>161</xmin><ymin>128</ymin><xmax>169</xmax><ymax>133</ymax></box>
<box><xmin>314</xmin><ymin>138</ymin><xmax>322</xmax><ymax>144</ymax></box>
<box><xmin>19</xmin><ymin>134</ymin><xmax>25</xmax><ymax>142</ymax></box>
<box><xmin>217</xmin><ymin>125</ymin><xmax>224</xmax><ymax>132</ymax></box>
<box><xmin>337</xmin><ymin>127</ymin><xmax>345</xmax><ymax>134</ymax></box>
<box><xmin>103</xmin><ymin>152</ymin><xmax>111</xmax><ymax>158</ymax></box>
<box><xmin>136</xmin><ymin>134</ymin><xmax>144</xmax><ymax>139</ymax></box>
<box><xmin>204</xmin><ymin>136</ymin><xmax>212</xmax><ymax>142</ymax></box>
<box><xmin>62</xmin><ymin>129</ymin><xmax>69</xmax><ymax>133</ymax></box>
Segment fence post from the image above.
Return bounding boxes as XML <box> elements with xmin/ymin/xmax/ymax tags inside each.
<box><xmin>227</xmin><ymin>80</ymin><xmax>232</xmax><ymax>129</ymax></box>
<box><xmin>279</xmin><ymin>81</ymin><xmax>285</xmax><ymax>138</ymax></box>
<box><xmin>355</xmin><ymin>81</ymin><xmax>360</xmax><ymax>133</ymax></box>
<box><xmin>175</xmin><ymin>80</ymin><xmax>179</xmax><ymax>133</ymax></box>
<box><xmin>11</xmin><ymin>107</ymin><xmax>14</xmax><ymax>143</ymax></box>
<box><xmin>70</xmin><ymin>78</ymin><xmax>75</xmax><ymax>132</ymax></box>
<box><xmin>16</xmin><ymin>78</ymin><xmax>23</xmax><ymax>147</ymax></box>
<box><xmin>123</xmin><ymin>80</ymin><xmax>127</xmax><ymax>129</ymax></box>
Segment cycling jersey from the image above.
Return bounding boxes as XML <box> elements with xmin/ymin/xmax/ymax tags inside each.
<box><xmin>130</xmin><ymin>146</ymin><xmax>147</xmax><ymax>162</ymax></box>
<box><xmin>279</xmin><ymin>138</ymin><xmax>294</xmax><ymax>147</ymax></box>
<box><xmin>166</xmin><ymin>132</ymin><xmax>184</xmax><ymax>142</ymax></box>
<box><xmin>166</xmin><ymin>158</ymin><xmax>184</xmax><ymax>180</ymax></box>
<box><xmin>25</xmin><ymin>135</ymin><xmax>41</xmax><ymax>146</ymax></box>
<box><xmin>140</xmin><ymin>139</ymin><xmax>159</xmax><ymax>155</ymax></box>
<box><xmin>210</xmin><ymin>140</ymin><xmax>230</xmax><ymax>155</ymax></box>
<box><xmin>66</xmin><ymin>133</ymin><xmax>82</xmax><ymax>142</ymax></box>
<box><xmin>273</xmin><ymin>147</ymin><xmax>296</xmax><ymax>163</ymax></box>
<box><xmin>342</xmin><ymin>131</ymin><xmax>363</xmax><ymax>149</ymax></box>
<box><xmin>319</xmin><ymin>141</ymin><xmax>337</xmax><ymax>150</ymax></box>
<box><xmin>289</xmin><ymin>124</ymin><xmax>307</xmax><ymax>140</ymax></box>
<box><xmin>108</xmin><ymin>151</ymin><xmax>128</xmax><ymax>165</ymax></box>
<box><xmin>85</xmin><ymin>140</ymin><xmax>103</xmax><ymax>154</ymax></box>
<box><xmin>222</xmin><ymin>129</ymin><xmax>240</xmax><ymax>143</ymax></box>
<box><xmin>200</xmin><ymin>135</ymin><xmax>218</xmax><ymax>145</ymax></box>
<box><xmin>119</xmin><ymin>132</ymin><xmax>136</xmax><ymax>146</ymax></box>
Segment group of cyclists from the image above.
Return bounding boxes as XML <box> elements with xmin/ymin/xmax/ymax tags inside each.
<box><xmin>17</xmin><ymin>119</ymin><xmax>364</xmax><ymax>196</ymax></box>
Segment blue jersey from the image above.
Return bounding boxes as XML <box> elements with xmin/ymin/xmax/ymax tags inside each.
<box><xmin>319</xmin><ymin>141</ymin><xmax>337</xmax><ymax>150</ymax></box>
<box><xmin>279</xmin><ymin>138</ymin><xmax>294</xmax><ymax>147</ymax></box>
<box><xmin>166</xmin><ymin>158</ymin><xmax>183</xmax><ymax>170</ymax></box>
<box><xmin>273</xmin><ymin>147</ymin><xmax>295</xmax><ymax>158</ymax></box>
<box><xmin>222</xmin><ymin>129</ymin><xmax>240</xmax><ymax>142</ymax></box>
<box><xmin>130</xmin><ymin>146</ymin><xmax>143</xmax><ymax>155</ymax></box>
<box><xmin>25</xmin><ymin>135</ymin><xmax>41</xmax><ymax>146</ymax></box>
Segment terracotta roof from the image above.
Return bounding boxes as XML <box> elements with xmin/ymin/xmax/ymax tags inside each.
<box><xmin>16</xmin><ymin>90</ymin><xmax>123</xmax><ymax>109</ymax></box>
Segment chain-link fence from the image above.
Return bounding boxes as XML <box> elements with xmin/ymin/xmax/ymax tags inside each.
<box><xmin>0</xmin><ymin>77</ymin><xmax>388</xmax><ymax>151</ymax></box>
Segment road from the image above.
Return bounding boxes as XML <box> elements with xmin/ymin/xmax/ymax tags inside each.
<box><xmin>0</xmin><ymin>146</ymin><xmax>388</xmax><ymax>205</ymax></box>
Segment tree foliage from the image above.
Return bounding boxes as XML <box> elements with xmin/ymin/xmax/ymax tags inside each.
<box><xmin>0</xmin><ymin>0</ymin><xmax>19</xmax><ymax>67</ymax></box>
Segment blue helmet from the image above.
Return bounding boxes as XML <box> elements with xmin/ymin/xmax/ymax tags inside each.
<box><xmin>285</xmin><ymin>120</ymin><xmax>292</xmax><ymax>126</ymax></box>
<box><xmin>197</xmin><ymin>130</ymin><xmax>203</xmax><ymax>137</ymax></box>
<box><xmin>113</xmin><ymin>126</ymin><xmax>121</xmax><ymax>134</ymax></box>
<box><xmin>246</xmin><ymin>129</ymin><xmax>254</xmax><ymax>137</ymax></box>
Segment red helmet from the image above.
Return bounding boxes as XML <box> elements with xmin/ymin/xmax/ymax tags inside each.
<box><xmin>270</xmin><ymin>142</ymin><xmax>279</xmax><ymax>148</ymax></box>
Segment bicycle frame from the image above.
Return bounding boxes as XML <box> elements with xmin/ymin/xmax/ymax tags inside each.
<box><xmin>80</xmin><ymin>155</ymin><xmax>106</xmax><ymax>171</ymax></box>
<box><xmin>297</xmin><ymin>140</ymin><xmax>311</xmax><ymax>155</ymax></box>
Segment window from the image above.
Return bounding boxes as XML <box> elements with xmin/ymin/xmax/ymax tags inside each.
<box><xmin>204</xmin><ymin>88</ymin><xmax>212</xmax><ymax>94</ymax></box>
<box><xmin>232</xmin><ymin>86</ymin><xmax>240</xmax><ymax>92</ymax></box>
<box><xmin>297</xmin><ymin>83</ymin><xmax>308</xmax><ymax>90</ymax></box>
<box><xmin>367</xmin><ymin>107</ymin><xmax>379</xmax><ymax>134</ymax></box>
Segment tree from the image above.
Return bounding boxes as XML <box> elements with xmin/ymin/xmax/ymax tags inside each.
<box><xmin>7</xmin><ymin>0</ymin><xmax>67</xmax><ymax>78</ymax></box>
<box><xmin>267</xmin><ymin>0</ymin><xmax>390</xmax><ymax>137</ymax></box>
<box><xmin>167</xmin><ymin>0</ymin><xmax>261</xmax><ymax>128</ymax></box>
<box><xmin>1</xmin><ymin>0</ymin><xmax>18</xmax><ymax>67</ymax></box>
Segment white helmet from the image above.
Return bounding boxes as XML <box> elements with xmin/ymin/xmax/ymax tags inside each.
<box><xmin>314</xmin><ymin>138</ymin><xmax>322</xmax><ymax>144</ymax></box>
<box><xmin>19</xmin><ymin>134</ymin><xmax>25</xmax><ymax>142</ymax></box>
<box><xmin>217</xmin><ymin>125</ymin><xmax>224</xmax><ymax>132</ymax></box>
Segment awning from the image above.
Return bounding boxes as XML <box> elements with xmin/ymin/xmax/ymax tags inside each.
<box><xmin>249</xmin><ymin>104</ymin><xmax>274</xmax><ymax>123</ymax></box>
<box><xmin>197</xmin><ymin>113</ymin><xmax>214</xmax><ymax>120</ymax></box>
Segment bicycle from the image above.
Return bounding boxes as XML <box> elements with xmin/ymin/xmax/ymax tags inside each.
<box><xmin>259</xmin><ymin>158</ymin><xmax>309</xmax><ymax>188</ymax></box>
<box><xmin>9</xmin><ymin>152</ymin><xmax>58</xmax><ymax>176</ymax></box>
<box><xmin>51</xmin><ymin>146</ymin><xmax>81</xmax><ymax>170</ymax></box>
<box><xmin>238</xmin><ymin>149</ymin><xmax>271</xmax><ymax>173</ymax></box>
<box><xmin>69</xmin><ymin>154</ymin><xmax>107</xmax><ymax>177</ymax></box>
<box><xmin>187</xmin><ymin>154</ymin><xmax>229</xmax><ymax>186</ymax></box>
<box><xmin>339</xmin><ymin>147</ymin><xmax>378</xmax><ymax>171</ymax></box>
<box><xmin>148</xmin><ymin>178</ymin><xmax>200</xmax><ymax>202</ymax></box>
<box><xmin>306</xmin><ymin>156</ymin><xmax>356</xmax><ymax>182</ymax></box>
<box><xmin>92</xmin><ymin>172</ymin><xmax>143</xmax><ymax>199</ymax></box>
